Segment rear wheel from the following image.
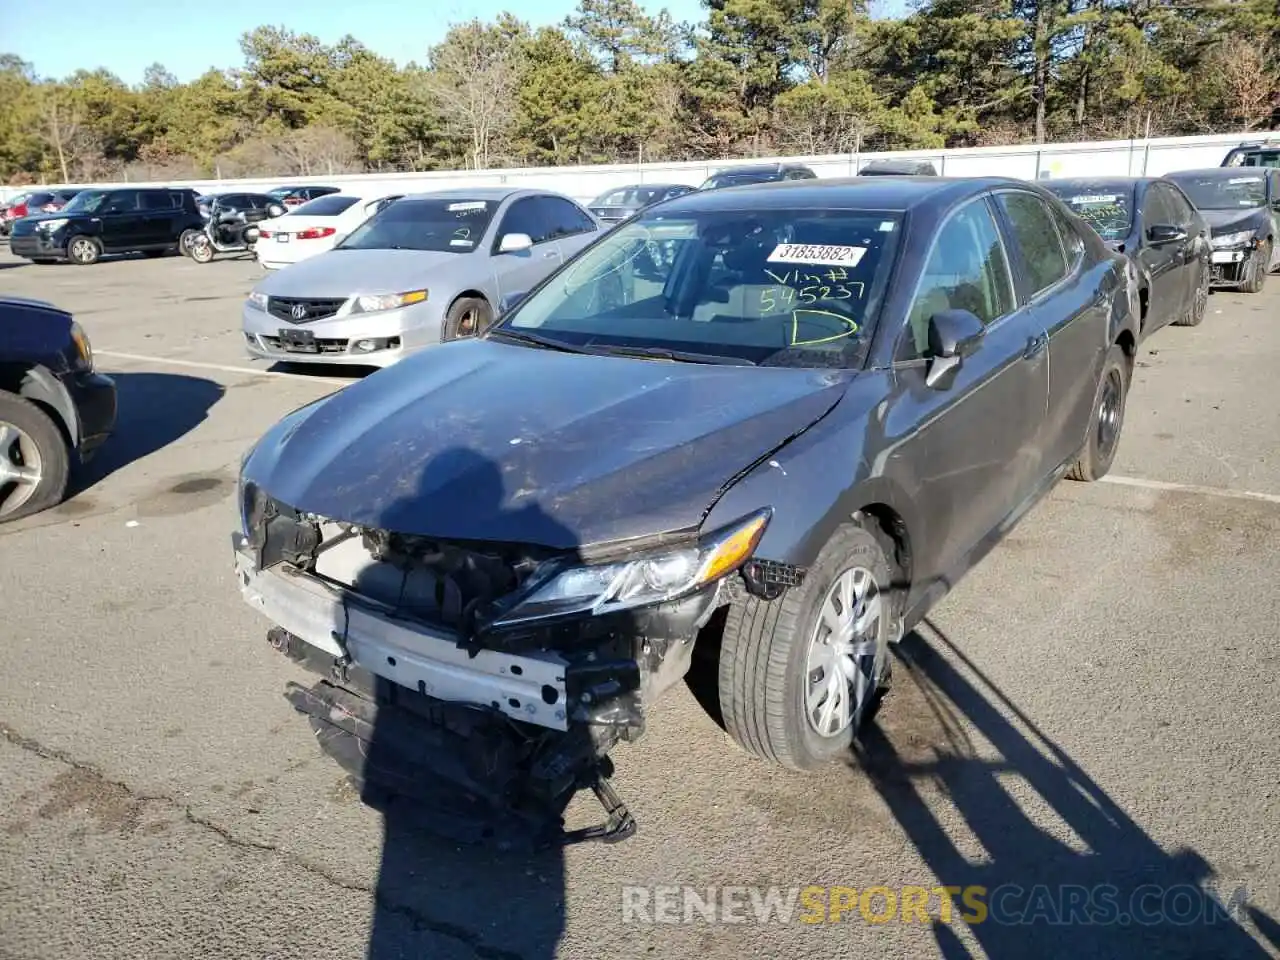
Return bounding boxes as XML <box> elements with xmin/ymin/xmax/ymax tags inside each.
<box><xmin>66</xmin><ymin>235</ymin><xmax>101</xmax><ymax>265</ymax></box>
<box><xmin>0</xmin><ymin>393</ymin><xmax>70</xmax><ymax>523</ymax></box>
<box><xmin>717</xmin><ymin>524</ymin><xmax>896</xmax><ymax>771</ymax></box>
<box><xmin>442</xmin><ymin>296</ymin><xmax>493</xmax><ymax>341</ymax></box>
<box><xmin>1067</xmin><ymin>343</ymin><xmax>1129</xmax><ymax>482</ymax></box>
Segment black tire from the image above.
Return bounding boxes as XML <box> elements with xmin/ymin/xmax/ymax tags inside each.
<box><xmin>1245</xmin><ymin>240</ymin><xmax>1270</xmax><ymax>293</ymax></box>
<box><xmin>442</xmin><ymin>296</ymin><xmax>493</xmax><ymax>340</ymax></box>
<box><xmin>66</xmin><ymin>235</ymin><xmax>101</xmax><ymax>265</ymax></box>
<box><xmin>717</xmin><ymin>524</ymin><xmax>897</xmax><ymax>771</ymax></box>
<box><xmin>0</xmin><ymin>392</ymin><xmax>71</xmax><ymax>523</ymax></box>
<box><xmin>1174</xmin><ymin>260</ymin><xmax>1209</xmax><ymax>327</ymax></box>
<box><xmin>1066</xmin><ymin>343</ymin><xmax>1129</xmax><ymax>482</ymax></box>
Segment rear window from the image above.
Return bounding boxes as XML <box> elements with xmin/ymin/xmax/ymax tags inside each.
<box><xmin>288</xmin><ymin>195</ymin><xmax>359</xmax><ymax>216</ymax></box>
<box><xmin>1237</xmin><ymin>150</ymin><xmax>1280</xmax><ymax>168</ymax></box>
<box><xmin>1043</xmin><ymin>186</ymin><xmax>1133</xmax><ymax>241</ymax></box>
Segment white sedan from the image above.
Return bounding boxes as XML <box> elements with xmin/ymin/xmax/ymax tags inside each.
<box><xmin>254</xmin><ymin>193</ymin><xmax>404</xmax><ymax>269</ymax></box>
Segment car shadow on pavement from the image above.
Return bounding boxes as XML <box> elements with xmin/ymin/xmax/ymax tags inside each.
<box><xmin>855</xmin><ymin>618</ymin><xmax>1275</xmax><ymax>959</ymax></box>
<box><xmin>74</xmin><ymin>371</ymin><xmax>225</xmax><ymax>493</ymax></box>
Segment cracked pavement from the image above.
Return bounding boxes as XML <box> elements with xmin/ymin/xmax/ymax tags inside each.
<box><xmin>1</xmin><ymin>248</ymin><xmax>1279</xmax><ymax>959</ymax></box>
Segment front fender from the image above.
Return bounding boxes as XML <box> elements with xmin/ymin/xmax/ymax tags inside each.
<box><xmin>19</xmin><ymin>365</ymin><xmax>79</xmax><ymax>446</ymax></box>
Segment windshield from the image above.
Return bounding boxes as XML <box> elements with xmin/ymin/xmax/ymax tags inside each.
<box><xmin>499</xmin><ymin>208</ymin><xmax>901</xmax><ymax>369</ymax></box>
<box><xmin>1168</xmin><ymin>174</ymin><xmax>1266</xmax><ymax>210</ymax></box>
<box><xmin>335</xmin><ymin>198</ymin><xmax>496</xmax><ymax>252</ymax></box>
<box><xmin>1045</xmin><ymin>186</ymin><xmax>1133</xmax><ymax>240</ymax></box>
<box><xmin>61</xmin><ymin>190</ymin><xmax>109</xmax><ymax>214</ymax></box>
<box><xmin>289</xmin><ymin>195</ymin><xmax>359</xmax><ymax>217</ymax></box>
<box><xmin>700</xmin><ymin>171</ymin><xmax>780</xmax><ymax>190</ymax></box>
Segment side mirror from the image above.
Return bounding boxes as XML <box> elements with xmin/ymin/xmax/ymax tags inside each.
<box><xmin>499</xmin><ymin>291</ymin><xmax>528</xmax><ymax>314</ymax></box>
<box><xmin>925</xmin><ymin>309</ymin><xmax>986</xmax><ymax>390</ymax></box>
<box><xmin>1146</xmin><ymin>223</ymin><xmax>1186</xmax><ymax>244</ymax></box>
<box><xmin>498</xmin><ymin>232</ymin><xmax>533</xmax><ymax>254</ymax></box>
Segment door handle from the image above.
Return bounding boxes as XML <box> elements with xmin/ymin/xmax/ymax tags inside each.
<box><xmin>542</xmin><ymin>251</ymin><xmax>558</xmax><ymax>259</ymax></box>
<box><xmin>1024</xmin><ymin>332</ymin><xmax>1048</xmax><ymax>359</ymax></box>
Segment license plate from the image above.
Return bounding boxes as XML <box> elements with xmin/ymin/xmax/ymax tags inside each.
<box><xmin>1212</xmin><ymin>250</ymin><xmax>1244</xmax><ymax>264</ymax></box>
<box><xmin>277</xmin><ymin>328</ymin><xmax>317</xmax><ymax>353</ymax></box>
<box><xmin>277</xmin><ymin>233</ymin><xmax>290</xmax><ymax>243</ymax></box>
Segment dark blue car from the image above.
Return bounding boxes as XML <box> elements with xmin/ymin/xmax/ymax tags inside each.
<box><xmin>232</xmin><ymin>176</ymin><xmax>1139</xmax><ymax>844</ymax></box>
<box><xmin>1</xmin><ymin>296</ymin><xmax>116</xmax><ymax>521</ymax></box>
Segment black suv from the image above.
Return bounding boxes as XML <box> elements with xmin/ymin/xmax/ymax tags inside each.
<box><xmin>1221</xmin><ymin>140</ymin><xmax>1280</xmax><ymax>168</ymax></box>
<box><xmin>698</xmin><ymin>163</ymin><xmax>818</xmax><ymax>190</ymax></box>
<box><xmin>9</xmin><ymin>187</ymin><xmax>205</xmax><ymax>265</ymax></box>
<box><xmin>0</xmin><ymin>296</ymin><xmax>116</xmax><ymax>522</ymax></box>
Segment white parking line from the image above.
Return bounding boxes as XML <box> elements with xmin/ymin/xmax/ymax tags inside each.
<box><xmin>1102</xmin><ymin>474</ymin><xmax>1280</xmax><ymax>506</ymax></box>
<box><xmin>95</xmin><ymin>351</ymin><xmax>355</xmax><ymax>386</ymax></box>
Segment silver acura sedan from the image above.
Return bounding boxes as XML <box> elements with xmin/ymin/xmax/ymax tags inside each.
<box><xmin>241</xmin><ymin>187</ymin><xmax>601</xmax><ymax>367</ymax></box>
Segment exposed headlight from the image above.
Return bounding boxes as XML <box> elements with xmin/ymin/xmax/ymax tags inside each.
<box><xmin>353</xmin><ymin>289</ymin><xmax>428</xmax><ymax>313</ymax></box>
<box><xmin>40</xmin><ymin>218</ymin><xmax>69</xmax><ymax>231</ymax></box>
<box><xmin>1212</xmin><ymin>230</ymin><xmax>1256</xmax><ymax>249</ymax></box>
<box><xmin>247</xmin><ymin>291</ymin><xmax>268</xmax><ymax>311</ymax></box>
<box><xmin>69</xmin><ymin>321</ymin><xmax>93</xmax><ymax>371</ymax></box>
<box><xmin>493</xmin><ymin>509</ymin><xmax>771</xmax><ymax>627</ymax></box>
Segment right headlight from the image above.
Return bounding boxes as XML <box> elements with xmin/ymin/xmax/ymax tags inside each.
<box><xmin>247</xmin><ymin>291</ymin><xmax>268</xmax><ymax>311</ymax></box>
<box><xmin>1212</xmin><ymin>230</ymin><xmax>1255</xmax><ymax>249</ymax></box>
<box><xmin>493</xmin><ymin>509</ymin><xmax>771</xmax><ymax>627</ymax></box>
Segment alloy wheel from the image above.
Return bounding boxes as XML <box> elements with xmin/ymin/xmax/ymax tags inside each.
<box><xmin>804</xmin><ymin>565</ymin><xmax>886</xmax><ymax>738</ymax></box>
<box><xmin>0</xmin><ymin>421</ymin><xmax>44</xmax><ymax>518</ymax></box>
<box><xmin>70</xmin><ymin>238</ymin><xmax>96</xmax><ymax>264</ymax></box>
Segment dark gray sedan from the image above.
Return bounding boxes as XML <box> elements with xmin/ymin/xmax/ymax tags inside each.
<box><xmin>587</xmin><ymin>183</ymin><xmax>695</xmax><ymax>227</ymax></box>
<box><xmin>233</xmin><ymin>176</ymin><xmax>1138</xmax><ymax>845</ymax></box>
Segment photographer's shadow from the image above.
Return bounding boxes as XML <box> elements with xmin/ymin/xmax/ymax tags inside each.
<box><xmin>858</xmin><ymin>619</ymin><xmax>1276</xmax><ymax>959</ymax></box>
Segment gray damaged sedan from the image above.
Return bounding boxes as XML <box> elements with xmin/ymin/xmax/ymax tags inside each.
<box><xmin>241</xmin><ymin>187</ymin><xmax>601</xmax><ymax>366</ymax></box>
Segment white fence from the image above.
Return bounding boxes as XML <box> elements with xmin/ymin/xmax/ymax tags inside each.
<box><xmin>1</xmin><ymin>131</ymin><xmax>1258</xmax><ymax>205</ymax></box>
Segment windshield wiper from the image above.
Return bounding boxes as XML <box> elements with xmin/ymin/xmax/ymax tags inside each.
<box><xmin>584</xmin><ymin>342</ymin><xmax>756</xmax><ymax>366</ymax></box>
<box><xmin>486</xmin><ymin>328</ymin><xmax>588</xmax><ymax>354</ymax></box>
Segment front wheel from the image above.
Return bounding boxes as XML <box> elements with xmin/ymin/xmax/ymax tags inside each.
<box><xmin>66</xmin><ymin>235</ymin><xmax>101</xmax><ymax>265</ymax></box>
<box><xmin>1066</xmin><ymin>343</ymin><xmax>1129</xmax><ymax>482</ymax></box>
<box><xmin>1245</xmin><ymin>240</ymin><xmax>1271</xmax><ymax>293</ymax></box>
<box><xmin>178</xmin><ymin>229</ymin><xmax>202</xmax><ymax>256</ymax></box>
<box><xmin>442</xmin><ymin>296</ymin><xmax>493</xmax><ymax>340</ymax></box>
<box><xmin>0</xmin><ymin>393</ymin><xmax>71</xmax><ymax>523</ymax></box>
<box><xmin>717</xmin><ymin>524</ymin><xmax>896</xmax><ymax>771</ymax></box>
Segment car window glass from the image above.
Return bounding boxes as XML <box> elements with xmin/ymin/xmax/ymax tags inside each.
<box><xmin>1049</xmin><ymin>202</ymin><xmax>1085</xmax><ymax>262</ymax></box>
<box><xmin>1144</xmin><ymin>185</ymin><xmax>1175</xmax><ymax>227</ymax></box>
<box><xmin>499</xmin><ymin>197</ymin><xmax>552</xmax><ymax>245</ymax></box>
<box><xmin>139</xmin><ymin>191</ymin><xmax>175</xmax><ymax>211</ymax></box>
<box><xmin>542</xmin><ymin>196</ymin><xmax>596</xmax><ymax>239</ymax></box>
<box><xmin>103</xmin><ymin>191</ymin><xmax>141</xmax><ymax>214</ymax></box>
<box><xmin>905</xmin><ymin>198</ymin><xmax>1014</xmax><ymax>357</ymax></box>
<box><xmin>997</xmin><ymin>192</ymin><xmax>1069</xmax><ymax>297</ymax></box>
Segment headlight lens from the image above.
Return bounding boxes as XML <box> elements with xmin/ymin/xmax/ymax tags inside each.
<box><xmin>69</xmin><ymin>321</ymin><xmax>93</xmax><ymax>370</ymax></box>
<box><xmin>247</xmin><ymin>291</ymin><xmax>268</xmax><ymax>311</ymax></box>
<box><xmin>40</xmin><ymin>217</ymin><xmax>69</xmax><ymax>231</ymax></box>
<box><xmin>354</xmin><ymin>289</ymin><xmax>428</xmax><ymax>313</ymax></box>
<box><xmin>1213</xmin><ymin>230</ymin><xmax>1255</xmax><ymax>248</ymax></box>
<box><xmin>494</xmin><ymin>509</ymin><xmax>770</xmax><ymax>626</ymax></box>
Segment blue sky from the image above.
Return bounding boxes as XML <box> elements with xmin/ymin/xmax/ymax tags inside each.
<box><xmin>7</xmin><ymin>0</ymin><xmax>910</xmax><ymax>85</ymax></box>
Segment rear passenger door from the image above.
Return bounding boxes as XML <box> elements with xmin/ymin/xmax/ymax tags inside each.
<box><xmin>997</xmin><ymin>189</ymin><xmax>1109</xmax><ymax>477</ymax></box>
<box><xmin>900</xmin><ymin>195</ymin><xmax>1049</xmax><ymax>578</ymax></box>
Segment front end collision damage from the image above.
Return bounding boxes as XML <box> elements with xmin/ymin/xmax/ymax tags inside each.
<box><xmin>233</xmin><ymin>481</ymin><xmax>805</xmax><ymax>846</ymax></box>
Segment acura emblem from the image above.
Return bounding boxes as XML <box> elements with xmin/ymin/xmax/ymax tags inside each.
<box><xmin>290</xmin><ymin>304</ymin><xmax>307</xmax><ymax>321</ymax></box>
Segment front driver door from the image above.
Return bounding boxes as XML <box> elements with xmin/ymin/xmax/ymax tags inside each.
<box><xmin>900</xmin><ymin>194</ymin><xmax>1050</xmax><ymax>581</ymax></box>
<box><xmin>491</xmin><ymin>196</ymin><xmax>561</xmax><ymax>300</ymax></box>
<box><xmin>97</xmin><ymin>190</ymin><xmax>144</xmax><ymax>251</ymax></box>
<box><xmin>1135</xmin><ymin>184</ymin><xmax>1182</xmax><ymax>334</ymax></box>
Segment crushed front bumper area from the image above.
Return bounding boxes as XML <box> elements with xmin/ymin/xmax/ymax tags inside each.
<box><xmin>1210</xmin><ymin>248</ymin><xmax>1255</xmax><ymax>287</ymax></box>
<box><xmin>233</xmin><ymin>533</ymin><xmax>718</xmax><ymax>846</ymax></box>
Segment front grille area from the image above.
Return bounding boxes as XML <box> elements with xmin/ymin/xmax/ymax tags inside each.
<box><xmin>268</xmin><ymin>296</ymin><xmax>347</xmax><ymax>324</ymax></box>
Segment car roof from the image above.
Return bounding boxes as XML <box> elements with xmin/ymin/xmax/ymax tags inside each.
<box><xmin>657</xmin><ymin>176</ymin><xmax>1025</xmax><ymax>213</ymax></box>
<box><xmin>1167</xmin><ymin>167</ymin><xmax>1266</xmax><ymax>179</ymax></box>
<box><xmin>399</xmin><ymin>187</ymin><xmax>551</xmax><ymax>202</ymax></box>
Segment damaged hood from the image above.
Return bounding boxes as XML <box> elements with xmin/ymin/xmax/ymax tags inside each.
<box><xmin>1200</xmin><ymin>208</ymin><xmax>1268</xmax><ymax>235</ymax></box>
<box><xmin>243</xmin><ymin>338</ymin><xmax>850</xmax><ymax>550</ymax></box>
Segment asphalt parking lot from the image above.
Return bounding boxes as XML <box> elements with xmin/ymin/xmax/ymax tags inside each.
<box><xmin>1</xmin><ymin>245</ymin><xmax>1279</xmax><ymax>960</ymax></box>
